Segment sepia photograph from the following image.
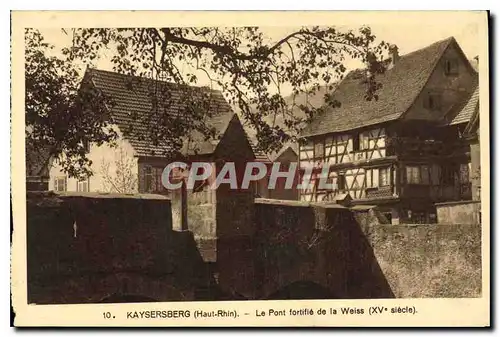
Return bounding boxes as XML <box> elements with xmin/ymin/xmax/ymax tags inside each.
<box><xmin>11</xmin><ymin>10</ymin><xmax>490</xmax><ymax>327</ymax></box>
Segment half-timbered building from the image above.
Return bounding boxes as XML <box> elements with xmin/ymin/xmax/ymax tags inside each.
<box><xmin>298</xmin><ymin>37</ymin><xmax>479</xmax><ymax>224</ymax></box>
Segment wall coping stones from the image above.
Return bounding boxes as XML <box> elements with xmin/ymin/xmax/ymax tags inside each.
<box><xmin>255</xmin><ymin>198</ymin><xmax>347</xmax><ymax>209</ymax></box>
<box><xmin>435</xmin><ymin>199</ymin><xmax>481</xmax><ymax>206</ymax></box>
<box><xmin>27</xmin><ymin>191</ymin><xmax>170</xmax><ymax>200</ymax></box>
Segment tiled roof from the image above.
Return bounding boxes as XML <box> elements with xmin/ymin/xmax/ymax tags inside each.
<box><xmin>464</xmin><ymin>100</ymin><xmax>480</xmax><ymax>136</ymax></box>
<box><xmin>445</xmin><ymin>85</ymin><xmax>479</xmax><ymax>126</ymax></box>
<box><xmin>241</xmin><ymin>123</ymin><xmax>271</xmax><ymax>162</ymax></box>
<box><xmin>301</xmin><ymin>37</ymin><xmax>456</xmax><ymax>137</ymax></box>
<box><xmin>87</xmin><ymin>68</ymin><xmax>235</xmax><ymax>158</ymax></box>
<box><xmin>268</xmin><ymin>141</ymin><xmax>298</xmax><ymax>162</ymax></box>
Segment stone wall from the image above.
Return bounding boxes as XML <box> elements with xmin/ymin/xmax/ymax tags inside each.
<box><xmin>215</xmin><ymin>188</ymin><xmax>255</xmax><ymax>298</ymax></box>
<box><xmin>247</xmin><ymin>199</ymin><xmax>482</xmax><ymax>299</ymax></box>
<box><xmin>436</xmin><ymin>200</ymin><xmax>481</xmax><ymax>224</ymax></box>
<box><xmin>26</xmin><ymin>190</ymin><xmax>482</xmax><ymax>303</ymax></box>
<box><xmin>362</xmin><ymin>223</ymin><xmax>481</xmax><ymax>297</ymax></box>
<box><xmin>248</xmin><ymin>199</ymin><xmax>394</xmax><ymax>299</ymax></box>
<box><xmin>26</xmin><ymin>191</ymin><xmax>216</xmax><ymax>304</ymax></box>
<box><xmin>470</xmin><ymin>141</ymin><xmax>481</xmax><ymax>201</ymax></box>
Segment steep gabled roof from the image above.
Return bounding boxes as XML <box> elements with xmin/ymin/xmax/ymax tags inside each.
<box><xmin>240</xmin><ymin>123</ymin><xmax>271</xmax><ymax>162</ymax></box>
<box><xmin>301</xmin><ymin>37</ymin><xmax>457</xmax><ymax>137</ymax></box>
<box><xmin>86</xmin><ymin>68</ymin><xmax>235</xmax><ymax>158</ymax></box>
<box><xmin>268</xmin><ymin>141</ymin><xmax>299</xmax><ymax>162</ymax></box>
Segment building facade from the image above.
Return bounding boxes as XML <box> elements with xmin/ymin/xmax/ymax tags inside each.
<box><xmin>298</xmin><ymin>37</ymin><xmax>479</xmax><ymax>224</ymax></box>
<box><xmin>47</xmin><ymin>68</ymin><xmax>260</xmax><ymax>232</ymax></box>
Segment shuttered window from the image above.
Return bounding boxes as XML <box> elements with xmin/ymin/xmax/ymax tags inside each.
<box><xmin>77</xmin><ymin>179</ymin><xmax>89</xmax><ymax>192</ymax></box>
<box><xmin>143</xmin><ymin>165</ymin><xmax>165</xmax><ymax>193</ymax></box>
<box><xmin>54</xmin><ymin>176</ymin><xmax>67</xmax><ymax>192</ymax></box>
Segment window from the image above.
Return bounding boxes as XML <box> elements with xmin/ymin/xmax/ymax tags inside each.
<box><xmin>421</xmin><ymin>166</ymin><xmax>430</xmax><ymax>185</ymax></box>
<box><xmin>379</xmin><ymin>167</ymin><xmax>390</xmax><ymax>186</ymax></box>
<box><xmin>366</xmin><ymin>169</ymin><xmax>373</xmax><ymax>188</ymax></box>
<box><xmin>444</xmin><ymin>59</ymin><xmax>459</xmax><ymax>76</ymax></box>
<box><xmin>360</xmin><ymin>133</ymin><xmax>369</xmax><ymax>150</ymax></box>
<box><xmin>337</xmin><ymin>173</ymin><xmax>346</xmax><ymax>191</ymax></box>
<box><xmin>144</xmin><ymin>166</ymin><xmax>153</xmax><ymax>192</ymax></box>
<box><xmin>406</xmin><ymin>165</ymin><xmax>430</xmax><ymax>185</ymax></box>
<box><xmin>77</xmin><ymin>179</ymin><xmax>89</xmax><ymax>192</ymax></box>
<box><xmin>459</xmin><ymin>163</ymin><xmax>470</xmax><ymax>184</ymax></box>
<box><xmin>352</xmin><ymin>134</ymin><xmax>360</xmax><ymax>152</ymax></box>
<box><xmin>54</xmin><ymin>176</ymin><xmax>67</xmax><ymax>192</ymax></box>
<box><xmin>406</xmin><ymin>166</ymin><xmax>420</xmax><ymax>184</ymax></box>
<box><xmin>157</xmin><ymin>167</ymin><xmax>164</xmax><ymax>190</ymax></box>
<box><xmin>441</xmin><ymin>165</ymin><xmax>456</xmax><ymax>185</ymax></box>
<box><xmin>143</xmin><ymin>166</ymin><xmax>167</xmax><ymax>193</ymax></box>
<box><xmin>365</xmin><ymin>168</ymin><xmax>380</xmax><ymax>188</ymax></box>
<box><xmin>314</xmin><ymin>140</ymin><xmax>324</xmax><ymax>159</ymax></box>
<box><xmin>425</xmin><ymin>92</ymin><xmax>442</xmax><ymax>111</ymax></box>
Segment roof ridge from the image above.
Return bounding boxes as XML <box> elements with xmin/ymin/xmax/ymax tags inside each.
<box><xmin>398</xmin><ymin>36</ymin><xmax>455</xmax><ymax>60</ymax></box>
<box><xmin>85</xmin><ymin>68</ymin><xmax>235</xmax><ymax>158</ymax></box>
<box><xmin>336</xmin><ymin>36</ymin><xmax>455</xmax><ymax>79</ymax></box>
<box><xmin>299</xmin><ymin>36</ymin><xmax>461</xmax><ymax>137</ymax></box>
<box><xmin>309</xmin><ymin>36</ymin><xmax>455</xmax><ymax>113</ymax></box>
<box><xmin>88</xmin><ymin>67</ymin><xmax>222</xmax><ymax>94</ymax></box>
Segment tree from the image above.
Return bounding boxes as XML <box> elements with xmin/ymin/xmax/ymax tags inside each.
<box><xmin>99</xmin><ymin>145</ymin><xmax>138</xmax><ymax>194</ymax></box>
<box><xmin>26</xmin><ymin>27</ymin><xmax>392</xmax><ymax>178</ymax></box>
<box><xmin>25</xmin><ymin>29</ymin><xmax>118</xmax><ymax>179</ymax></box>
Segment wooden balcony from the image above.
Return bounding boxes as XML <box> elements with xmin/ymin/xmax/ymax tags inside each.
<box><xmin>401</xmin><ymin>183</ymin><xmax>472</xmax><ymax>202</ymax></box>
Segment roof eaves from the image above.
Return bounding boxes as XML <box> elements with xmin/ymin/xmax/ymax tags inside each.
<box><xmin>300</xmin><ymin>112</ymin><xmax>400</xmax><ymax>138</ymax></box>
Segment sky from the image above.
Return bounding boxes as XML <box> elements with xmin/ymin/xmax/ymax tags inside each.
<box><xmin>37</xmin><ymin>18</ymin><xmax>481</xmax><ymax>98</ymax></box>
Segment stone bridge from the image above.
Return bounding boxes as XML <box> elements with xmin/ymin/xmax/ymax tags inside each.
<box><xmin>214</xmin><ymin>199</ymin><xmax>394</xmax><ymax>300</ymax></box>
<box><xmin>27</xmin><ymin>190</ymin><xmax>479</xmax><ymax>302</ymax></box>
<box><xmin>27</xmin><ymin>192</ymin><xmax>396</xmax><ymax>304</ymax></box>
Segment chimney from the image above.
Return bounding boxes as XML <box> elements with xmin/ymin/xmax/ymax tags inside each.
<box><xmin>388</xmin><ymin>45</ymin><xmax>399</xmax><ymax>69</ymax></box>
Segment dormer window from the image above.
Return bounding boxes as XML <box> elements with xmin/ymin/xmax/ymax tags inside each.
<box><xmin>444</xmin><ymin>59</ymin><xmax>459</xmax><ymax>76</ymax></box>
<box><xmin>424</xmin><ymin>92</ymin><xmax>442</xmax><ymax>111</ymax></box>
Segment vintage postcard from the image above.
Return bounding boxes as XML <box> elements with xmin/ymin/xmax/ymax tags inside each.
<box><xmin>11</xmin><ymin>10</ymin><xmax>490</xmax><ymax>327</ymax></box>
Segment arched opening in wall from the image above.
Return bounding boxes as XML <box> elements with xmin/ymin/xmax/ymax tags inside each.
<box><xmin>99</xmin><ymin>294</ymin><xmax>159</xmax><ymax>303</ymax></box>
<box><xmin>265</xmin><ymin>281</ymin><xmax>336</xmax><ymax>300</ymax></box>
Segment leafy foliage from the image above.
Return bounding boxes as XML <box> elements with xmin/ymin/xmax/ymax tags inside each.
<box><xmin>26</xmin><ymin>26</ymin><xmax>393</xmax><ymax>178</ymax></box>
<box><xmin>25</xmin><ymin>29</ymin><xmax>118</xmax><ymax>179</ymax></box>
<box><xmin>64</xmin><ymin>27</ymin><xmax>392</xmax><ymax>152</ymax></box>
